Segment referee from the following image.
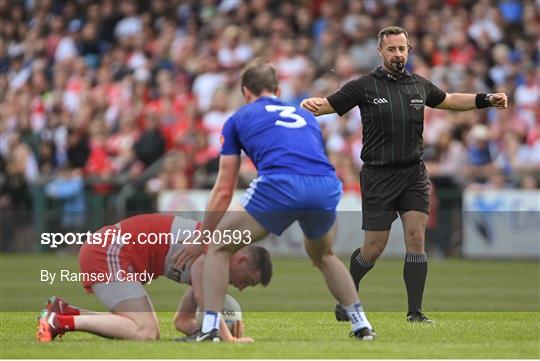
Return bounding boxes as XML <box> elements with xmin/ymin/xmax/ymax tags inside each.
<box><xmin>301</xmin><ymin>26</ymin><xmax>507</xmax><ymax>323</ymax></box>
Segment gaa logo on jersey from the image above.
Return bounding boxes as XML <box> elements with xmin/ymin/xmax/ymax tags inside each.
<box><xmin>373</xmin><ymin>98</ymin><xmax>388</xmax><ymax>105</ymax></box>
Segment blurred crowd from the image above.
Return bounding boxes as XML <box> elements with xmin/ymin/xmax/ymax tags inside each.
<box><xmin>0</xmin><ymin>0</ymin><xmax>539</xmax><ymax>225</ymax></box>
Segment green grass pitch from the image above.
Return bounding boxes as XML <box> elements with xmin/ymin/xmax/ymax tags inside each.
<box><xmin>1</xmin><ymin>254</ymin><xmax>539</xmax><ymax>358</ymax></box>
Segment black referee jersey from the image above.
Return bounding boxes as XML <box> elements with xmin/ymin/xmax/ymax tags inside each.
<box><xmin>327</xmin><ymin>66</ymin><xmax>446</xmax><ymax>168</ymax></box>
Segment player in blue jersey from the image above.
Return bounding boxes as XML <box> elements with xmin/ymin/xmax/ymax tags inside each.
<box><xmin>173</xmin><ymin>58</ymin><xmax>375</xmax><ymax>342</ymax></box>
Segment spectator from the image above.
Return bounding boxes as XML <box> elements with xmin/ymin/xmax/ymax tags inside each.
<box><xmin>114</xmin><ymin>0</ymin><xmax>142</xmax><ymax>42</ymax></box>
<box><xmin>217</xmin><ymin>25</ymin><xmax>253</xmax><ymax>70</ymax></box>
<box><xmin>495</xmin><ymin>131</ymin><xmax>536</xmax><ymax>177</ymax></box>
<box><xmin>146</xmin><ymin>151</ymin><xmax>189</xmax><ymax>194</ymax></box>
<box><xmin>192</xmin><ymin>56</ymin><xmax>227</xmax><ymax>113</ymax></box>
<box><xmin>202</xmin><ymin>88</ymin><xmax>234</xmax><ymax>153</ymax></box>
<box><xmin>514</xmin><ymin>65</ymin><xmax>539</xmax><ymax>129</ymax></box>
<box><xmin>106</xmin><ymin>113</ymin><xmax>139</xmax><ymax>173</ymax></box>
<box><xmin>133</xmin><ymin>115</ymin><xmax>165</xmax><ymax>168</ymax></box>
<box><xmin>44</xmin><ymin>165</ymin><xmax>85</xmax><ymax>229</ymax></box>
<box><xmin>65</xmin><ymin>128</ymin><xmax>89</xmax><ymax>169</ymax></box>
<box><xmin>7</xmin><ymin>132</ymin><xmax>39</xmax><ymax>185</ymax></box>
<box><xmin>37</xmin><ymin>139</ymin><xmax>58</xmax><ymax>177</ymax></box>
<box><xmin>345</xmin><ymin>15</ymin><xmax>379</xmax><ymax>72</ymax></box>
<box><xmin>465</xmin><ymin>124</ymin><xmax>495</xmax><ymax>182</ymax></box>
<box><xmin>85</xmin><ymin>133</ymin><xmax>113</xmax><ymax>179</ymax></box>
<box><xmin>425</xmin><ymin>128</ymin><xmax>468</xmax><ymax>178</ymax></box>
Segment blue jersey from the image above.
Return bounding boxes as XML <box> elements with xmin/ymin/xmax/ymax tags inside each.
<box><xmin>220</xmin><ymin>96</ymin><xmax>335</xmax><ymax>176</ymax></box>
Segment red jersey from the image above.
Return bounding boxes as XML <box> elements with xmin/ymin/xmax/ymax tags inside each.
<box><xmin>79</xmin><ymin>213</ymin><xmax>199</xmax><ymax>291</ymax></box>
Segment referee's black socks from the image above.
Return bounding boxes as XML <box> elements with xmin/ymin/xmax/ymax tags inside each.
<box><xmin>349</xmin><ymin>248</ymin><xmax>375</xmax><ymax>291</ymax></box>
<box><xmin>403</xmin><ymin>252</ymin><xmax>428</xmax><ymax>313</ymax></box>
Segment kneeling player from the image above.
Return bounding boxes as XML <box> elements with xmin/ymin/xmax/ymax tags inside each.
<box><xmin>36</xmin><ymin>213</ymin><xmax>272</xmax><ymax>343</ymax></box>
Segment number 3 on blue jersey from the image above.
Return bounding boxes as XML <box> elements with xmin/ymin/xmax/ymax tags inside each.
<box><xmin>265</xmin><ymin>105</ymin><xmax>307</xmax><ymax>129</ymax></box>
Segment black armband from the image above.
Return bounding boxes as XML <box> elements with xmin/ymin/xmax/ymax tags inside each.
<box><xmin>475</xmin><ymin>93</ymin><xmax>492</xmax><ymax>109</ymax></box>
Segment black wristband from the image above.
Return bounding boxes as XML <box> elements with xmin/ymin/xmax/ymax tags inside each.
<box><xmin>475</xmin><ymin>93</ymin><xmax>492</xmax><ymax>109</ymax></box>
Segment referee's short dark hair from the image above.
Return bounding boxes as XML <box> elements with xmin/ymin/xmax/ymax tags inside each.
<box><xmin>240</xmin><ymin>58</ymin><xmax>279</xmax><ymax>96</ymax></box>
<box><xmin>378</xmin><ymin>26</ymin><xmax>409</xmax><ymax>47</ymax></box>
<box><xmin>247</xmin><ymin>246</ymin><xmax>273</xmax><ymax>287</ymax></box>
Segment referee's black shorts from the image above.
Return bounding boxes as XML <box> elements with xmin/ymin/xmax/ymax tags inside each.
<box><xmin>360</xmin><ymin>162</ymin><xmax>430</xmax><ymax>231</ymax></box>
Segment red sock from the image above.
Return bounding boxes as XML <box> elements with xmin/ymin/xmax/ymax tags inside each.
<box><xmin>57</xmin><ymin>315</ymin><xmax>75</xmax><ymax>331</ymax></box>
<box><xmin>64</xmin><ymin>305</ymin><xmax>80</xmax><ymax>316</ymax></box>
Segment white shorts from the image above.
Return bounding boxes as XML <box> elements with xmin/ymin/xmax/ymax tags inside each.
<box><xmin>91</xmin><ymin>281</ymin><xmax>148</xmax><ymax>310</ymax></box>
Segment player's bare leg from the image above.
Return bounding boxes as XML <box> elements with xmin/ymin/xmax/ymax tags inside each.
<box><xmin>304</xmin><ymin>223</ymin><xmax>357</xmax><ymax>306</ymax></box>
<box><xmin>400</xmin><ymin>211</ymin><xmax>432</xmax><ymax>323</ymax></box>
<box><xmin>200</xmin><ymin>203</ymin><xmax>268</xmax><ymax>340</ymax></box>
<box><xmin>38</xmin><ymin>296</ymin><xmax>160</xmax><ymax>342</ymax></box>
<box><xmin>350</xmin><ymin>230</ymin><xmax>390</xmax><ymax>291</ymax></box>
<box><xmin>362</xmin><ymin>230</ymin><xmax>391</xmax><ymax>262</ymax></box>
<box><xmin>401</xmin><ymin>211</ymin><xmax>427</xmax><ymax>254</ymax></box>
<box><xmin>304</xmin><ymin>223</ymin><xmax>374</xmax><ymax>340</ymax></box>
<box><xmin>75</xmin><ymin>296</ymin><xmax>160</xmax><ymax>340</ymax></box>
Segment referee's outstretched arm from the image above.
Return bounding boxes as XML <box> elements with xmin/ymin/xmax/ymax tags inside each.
<box><xmin>300</xmin><ymin>97</ymin><xmax>336</xmax><ymax>116</ymax></box>
<box><xmin>301</xmin><ymin>92</ymin><xmax>508</xmax><ymax>116</ymax></box>
<box><xmin>435</xmin><ymin>92</ymin><xmax>508</xmax><ymax>111</ymax></box>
